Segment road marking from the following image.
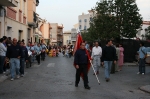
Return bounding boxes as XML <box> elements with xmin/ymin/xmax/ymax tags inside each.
<box><xmin>47</xmin><ymin>63</ymin><xmax>55</xmax><ymax>67</ymax></box>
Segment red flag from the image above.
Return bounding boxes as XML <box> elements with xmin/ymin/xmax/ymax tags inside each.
<box><xmin>73</xmin><ymin>33</ymin><xmax>91</xmax><ymax>78</ymax></box>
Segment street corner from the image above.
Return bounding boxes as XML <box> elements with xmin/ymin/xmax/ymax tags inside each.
<box><xmin>139</xmin><ymin>85</ymin><xmax>150</xmax><ymax>93</ymax></box>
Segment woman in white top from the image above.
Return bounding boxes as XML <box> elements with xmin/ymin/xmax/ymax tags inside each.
<box><xmin>0</xmin><ymin>38</ymin><xmax>7</xmax><ymax>74</ymax></box>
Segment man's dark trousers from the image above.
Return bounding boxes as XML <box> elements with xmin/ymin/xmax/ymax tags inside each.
<box><xmin>20</xmin><ymin>58</ymin><xmax>25</xmax><ymax>75</ymax></box>
<box><xmin>139</xmin><ymin>58</ymin><xmax>145</xmax><ymax>73</ymax></box>
<box><xmin>75</xmin><ymin>64</ymin><xmax>88</xmax><ymax>87</ymax></box>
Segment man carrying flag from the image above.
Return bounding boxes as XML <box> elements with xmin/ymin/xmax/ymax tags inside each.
<box><xmin>73</xmin><ymin>33</ymin><xmax>91</xmax><ymax>90</ymax></box>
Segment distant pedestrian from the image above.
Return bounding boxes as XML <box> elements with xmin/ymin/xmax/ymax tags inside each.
<box><xmin>118</xmin><ymin>43</ymin><xmax>124</xmax><ymax>71</ymax></box>
<box><xmin>35</xmin><ymin>43</ymin><xmax>42</xmax><ymax>65</ymax></box>
<box><xmin>91</xmin><ymin>41</ymin><xmax>102</xmax><ymax>75</ymax></box>
<box><xmin>101</xmin><ymin>40</ymin><xmax>116</xmax><ymax>82</ymax></box>
<box><xmin>6</xmin><ymin>38</ymin><xmax>21</xmax><ymax>81</ymax></box>
<box><xmin>137</xmin><ymin>42</ymin><xmax>147</xmax><ymax>75</ymax></box>
<box><xmin>74</xmin><ymin>42</ymin><xmax>90</xmax><ymax>89</ymax></box>
<box><xmin>115</xmin><ymin>44</ymin><xmax>120</xmax><ymax>72</ymax></box>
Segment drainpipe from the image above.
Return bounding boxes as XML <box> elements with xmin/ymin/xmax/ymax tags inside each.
<box><xmin>2</xmin><ymin>6</ymin><xmax>6</xmax><ymax>36</ymax></box>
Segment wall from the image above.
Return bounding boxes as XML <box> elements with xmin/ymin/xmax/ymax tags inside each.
<box><xmin>5</xmin><ymin>0</ymin><xmax>28</xmax><ymax>43</ymax></box>
<box><xmin>63</xmin><ymin>33</ymin><xmax>71</xmax><ymax>46</ymax></box>
<box><xmin>5</xmin><ymin>18</ymin><xmax>27</xmax><ymax>42</ymax></box>
<box><xmin>50</xmin><ymin>23</ymin><xmax>58</xmax><ymax>43</ymax></box>
<box><xmin>0</xmin><ymin>8</ymin><xmax>5</xmax><ymax>38</ymax></box>
<box><xmin>27</xmin><ymin>0</ymin><xmax>36</xmax><ymax>23</ymax></box>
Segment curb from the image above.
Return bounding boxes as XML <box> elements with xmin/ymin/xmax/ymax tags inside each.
<box><xmin>139</xmin><ymin>85</ymin><xmax>150</xmax><ymax>94</ymax></box>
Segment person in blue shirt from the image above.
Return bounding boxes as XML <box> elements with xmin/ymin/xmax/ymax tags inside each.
<box><xmin>35</xmin><ymin>43</ymin><xmax>42</xmax><ymax>65</ymax></box>
<box><xmin>26</xmin><ymin>42</ymin><xmax>33</xmax><ymax>68</ymax></box>
<box><xmin>137</xmin><ymin>42</ymin><xmax>147</xmax><ymax>75</ymax></box>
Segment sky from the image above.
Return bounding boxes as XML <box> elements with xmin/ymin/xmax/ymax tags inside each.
<box><xmin>37</xmin><ymin>0</ymin><xmax>150</xmax><ymax>31</ymax></box>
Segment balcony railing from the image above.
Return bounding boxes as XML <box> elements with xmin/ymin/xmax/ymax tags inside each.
<box><xmin>0</xmin><ymin>0</ymin><xmax>18</xmax><ymax>7</ymax></box>
<box><xmin>36</xmin><ymin>0</ymin><xmax>39</xmax><ymax>6</ymax></box>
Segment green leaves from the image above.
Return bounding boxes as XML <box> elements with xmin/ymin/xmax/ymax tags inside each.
<box><xmin>82</xmin><ymin>0</ymin><xmax>143</xmax><ymax>41</ymax></box>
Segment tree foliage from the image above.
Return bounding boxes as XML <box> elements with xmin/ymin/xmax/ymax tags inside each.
<box><xmin>83</xmin><ymin>0</ymin><xmax>143</xmax><ymax>42</ymax></box>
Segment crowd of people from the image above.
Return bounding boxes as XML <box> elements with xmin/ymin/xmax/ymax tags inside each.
<box><xmin>0</xmin><ymin>36</ymin><xmax>49</xmax><ymax>81</ymax></box>
<box><xmin>74</xmin><ymin>40</ymin><xmax>148</xmax><ymax>89</ymax></box>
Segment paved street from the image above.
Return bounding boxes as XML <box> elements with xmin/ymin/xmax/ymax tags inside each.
<box><xmin>0</xmin><ymin>54</ymin><xmax>150</xmax><ymax>99</ymax></box>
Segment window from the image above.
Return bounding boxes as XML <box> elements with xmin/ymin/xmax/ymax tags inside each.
<box><xmin>90</xmin><ymin>17</ymin><xmax>93</xmax><ymax>22</ymax></box>
<box><xmin>79</xmin><ymin>25</ymin><xmax>82</xmax><ymax>30</ymax></box>
<box><xmin>84</xmin><ymin>26</ymin><xmax>86</xmax><ymax>30</ymax></box>
<box><xmin>84</xmin><ymin>19</ymin><xmax>87</xmax><ymax>22</ymax></box>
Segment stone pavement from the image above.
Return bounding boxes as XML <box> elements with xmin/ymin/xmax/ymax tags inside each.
<box><xmin>0</xmin><ymin>54</ymin><xmax>150</xmax><ymax>99</ymax></box>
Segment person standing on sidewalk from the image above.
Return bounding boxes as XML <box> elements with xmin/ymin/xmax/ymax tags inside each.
<box><xmin>74</xmin><ymin>42</ymin><xmax>90</xmax><ymax>90</ymax></box>
<box><xmin>20</xmin><ymin>42</ymin><xmax>28</xmax><ymax>77</ymax></box>
<box><xmin>118</xmin><ymin>43</ymin><xmax>124</xmax><ymax>71</ymax></box>
<box><xmin>6</xmin><ymin>38</ymin><xmax>21</xmax><ymax>81</ymax></box>
<box><xmin>0</xmin><ymin>38</ymin><xmax>7</xmax><ymax>74</ymax></box>
<box><xmin>101</xmin><ymin>40</ymin><xmax>116</xmax><ymax>82</ymax></box>
<box><xmin>137</xmin><ymin>42</ymin><xmax>147</xmax><ymax>75</ymax></box>
<box><xmin>115</xmin><ymin>44</ymin><xmax>120</xmax><ymax>72</ymax></box>
<box><xmin>91</xmin><ymin>41</ymin><xmax>102</xmax><ymax>75</ymax></box>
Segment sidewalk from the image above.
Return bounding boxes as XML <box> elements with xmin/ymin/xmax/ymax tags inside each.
<box><xmin>140</xmin><ymin>85</ymin><xmax>150</xmax><ymax>93</ymax></box>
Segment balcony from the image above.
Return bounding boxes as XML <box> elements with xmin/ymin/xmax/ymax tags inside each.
<box><xmin>28</xmin><ymin>12</ymin><xmax>38</xmax><ymax>27</ymax></box>
<box><xmin>0</xmin><ymin>0</ymin><xmax>18</xmax><ymax>7</ymax></box>
<box><xmin>57</xmin><ymin>38</ymin><xmax>63</xmax><ymax>42</ymax></box>
<box><xmin>36</xmin><ymin>0</ymin><xmax>39</xmax><ymax>6</ymax></box>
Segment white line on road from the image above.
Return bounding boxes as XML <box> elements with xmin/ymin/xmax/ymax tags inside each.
<box><xmin>47</xmin><ymin>63</ymin><xmax>55</xmax><ymax>67</ymax></box>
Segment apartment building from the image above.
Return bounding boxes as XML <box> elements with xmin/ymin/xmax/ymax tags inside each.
<box><xmin>40</xmin><ymin>21</ymin><xmax>52</xmax><ymax>45</ymax></box>
<box><xmin>71</xmin><ymin>28</ymin><xmax>77</xmax><ymax>45</ymax></box>
<box><xmin>137</xmin><ymin>21</ymin><xmax>150</xmax><ymax>40</ymax></box>
<box><xmin>50</xmin><ymin>23</ymin><xmax>63</xmax><ymax>46</ymax></box>
<box><xmin>63</xmin><ymin>31</ymin><xmax>71</xmax><ymax>46</ymax></box>
<box><xmin>0</xmin><ymin>0</ymin><xmax>18</xmax><ymax>38</ymax></box>
<box><xmin>27</xmin><ymin>0</ymin><xmax>39</xmax><ymax>44</ymax></box>
<box><xmin>78</xmin><ymin>10</ymin><xmax>96</xmax><ymax>32</ymax></box>
<box><xmin>4</xmin><ymin>0</ymin><xmax>28</xmax><ymax>43</ymax></box>
<box><xmin>0</xmin><ymin>0</ymin><xmax>25</xmax><ymax>40</ymax></box>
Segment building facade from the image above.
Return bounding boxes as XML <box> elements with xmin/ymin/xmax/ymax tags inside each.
<box><xmin>4</xmin><ymin>0</ymin><xmax>28</xmax><ymax>43</ymax></box>
<box><xmin>27</xmin><ymin>0</ymin><xmax>39</xmax><ymax>44</ymax></box>
<box><xmin>40</xmin><ymin>22</ymin><xmax>52</xmax><ymax>45</ymax></box>
<box><xmin>63</xmin><ymin>31</ymin><xmax>71</xmax><ymax>46</ymax></box>
<box><xmin>136</xmin><ymin>21</ymin><xmax>150</xmax><ymax>40</ymax></box>
<box><xmin>78</xmin><ymin>10</ymin><xmax>96</xmax><ymax>32</ymax></box>
<box><xmin>0</xmin><ymin>0</ymin><xmax>18</xmax><ymax>38</ymax></box>
<box><xmin>50</xmin><ymin>23</ymin><xmax>63</xmax><ymax>46</ymax></box>
<box><xmin>71</xmin><ymin>28</ymin><xmax>77</xmax><ymax>45</ymax></box>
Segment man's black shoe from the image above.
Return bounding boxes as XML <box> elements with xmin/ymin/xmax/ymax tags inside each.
<box><xmin>85</xmin><ymin>86</ymin><xmax>90</xmax><ymax>90</ymax></box>
<box><xmin>75</xmin><ymin>84</ymin><xmax>78</xmax><ymax>87</ymax></box>
<box><xmin>105</xmin><ymin>78</ymin><xmax>110</xmax><ymax>82</ymax></box>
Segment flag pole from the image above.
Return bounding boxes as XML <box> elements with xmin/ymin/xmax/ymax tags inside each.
<box><xmin>90</xmin><ymin>60</ymin><xmax>101</xmax><ymax>85</ymax></box>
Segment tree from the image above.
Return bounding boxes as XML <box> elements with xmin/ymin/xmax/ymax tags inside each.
<box><xmin>145</xmin><ymin>26</ymin><xmax>150</xmax><ymax>40</ymax></box>
<box><xmin>84</xmin><ymin>0</ymin><xmax>143</xmax><ymax>41</ymax></box>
